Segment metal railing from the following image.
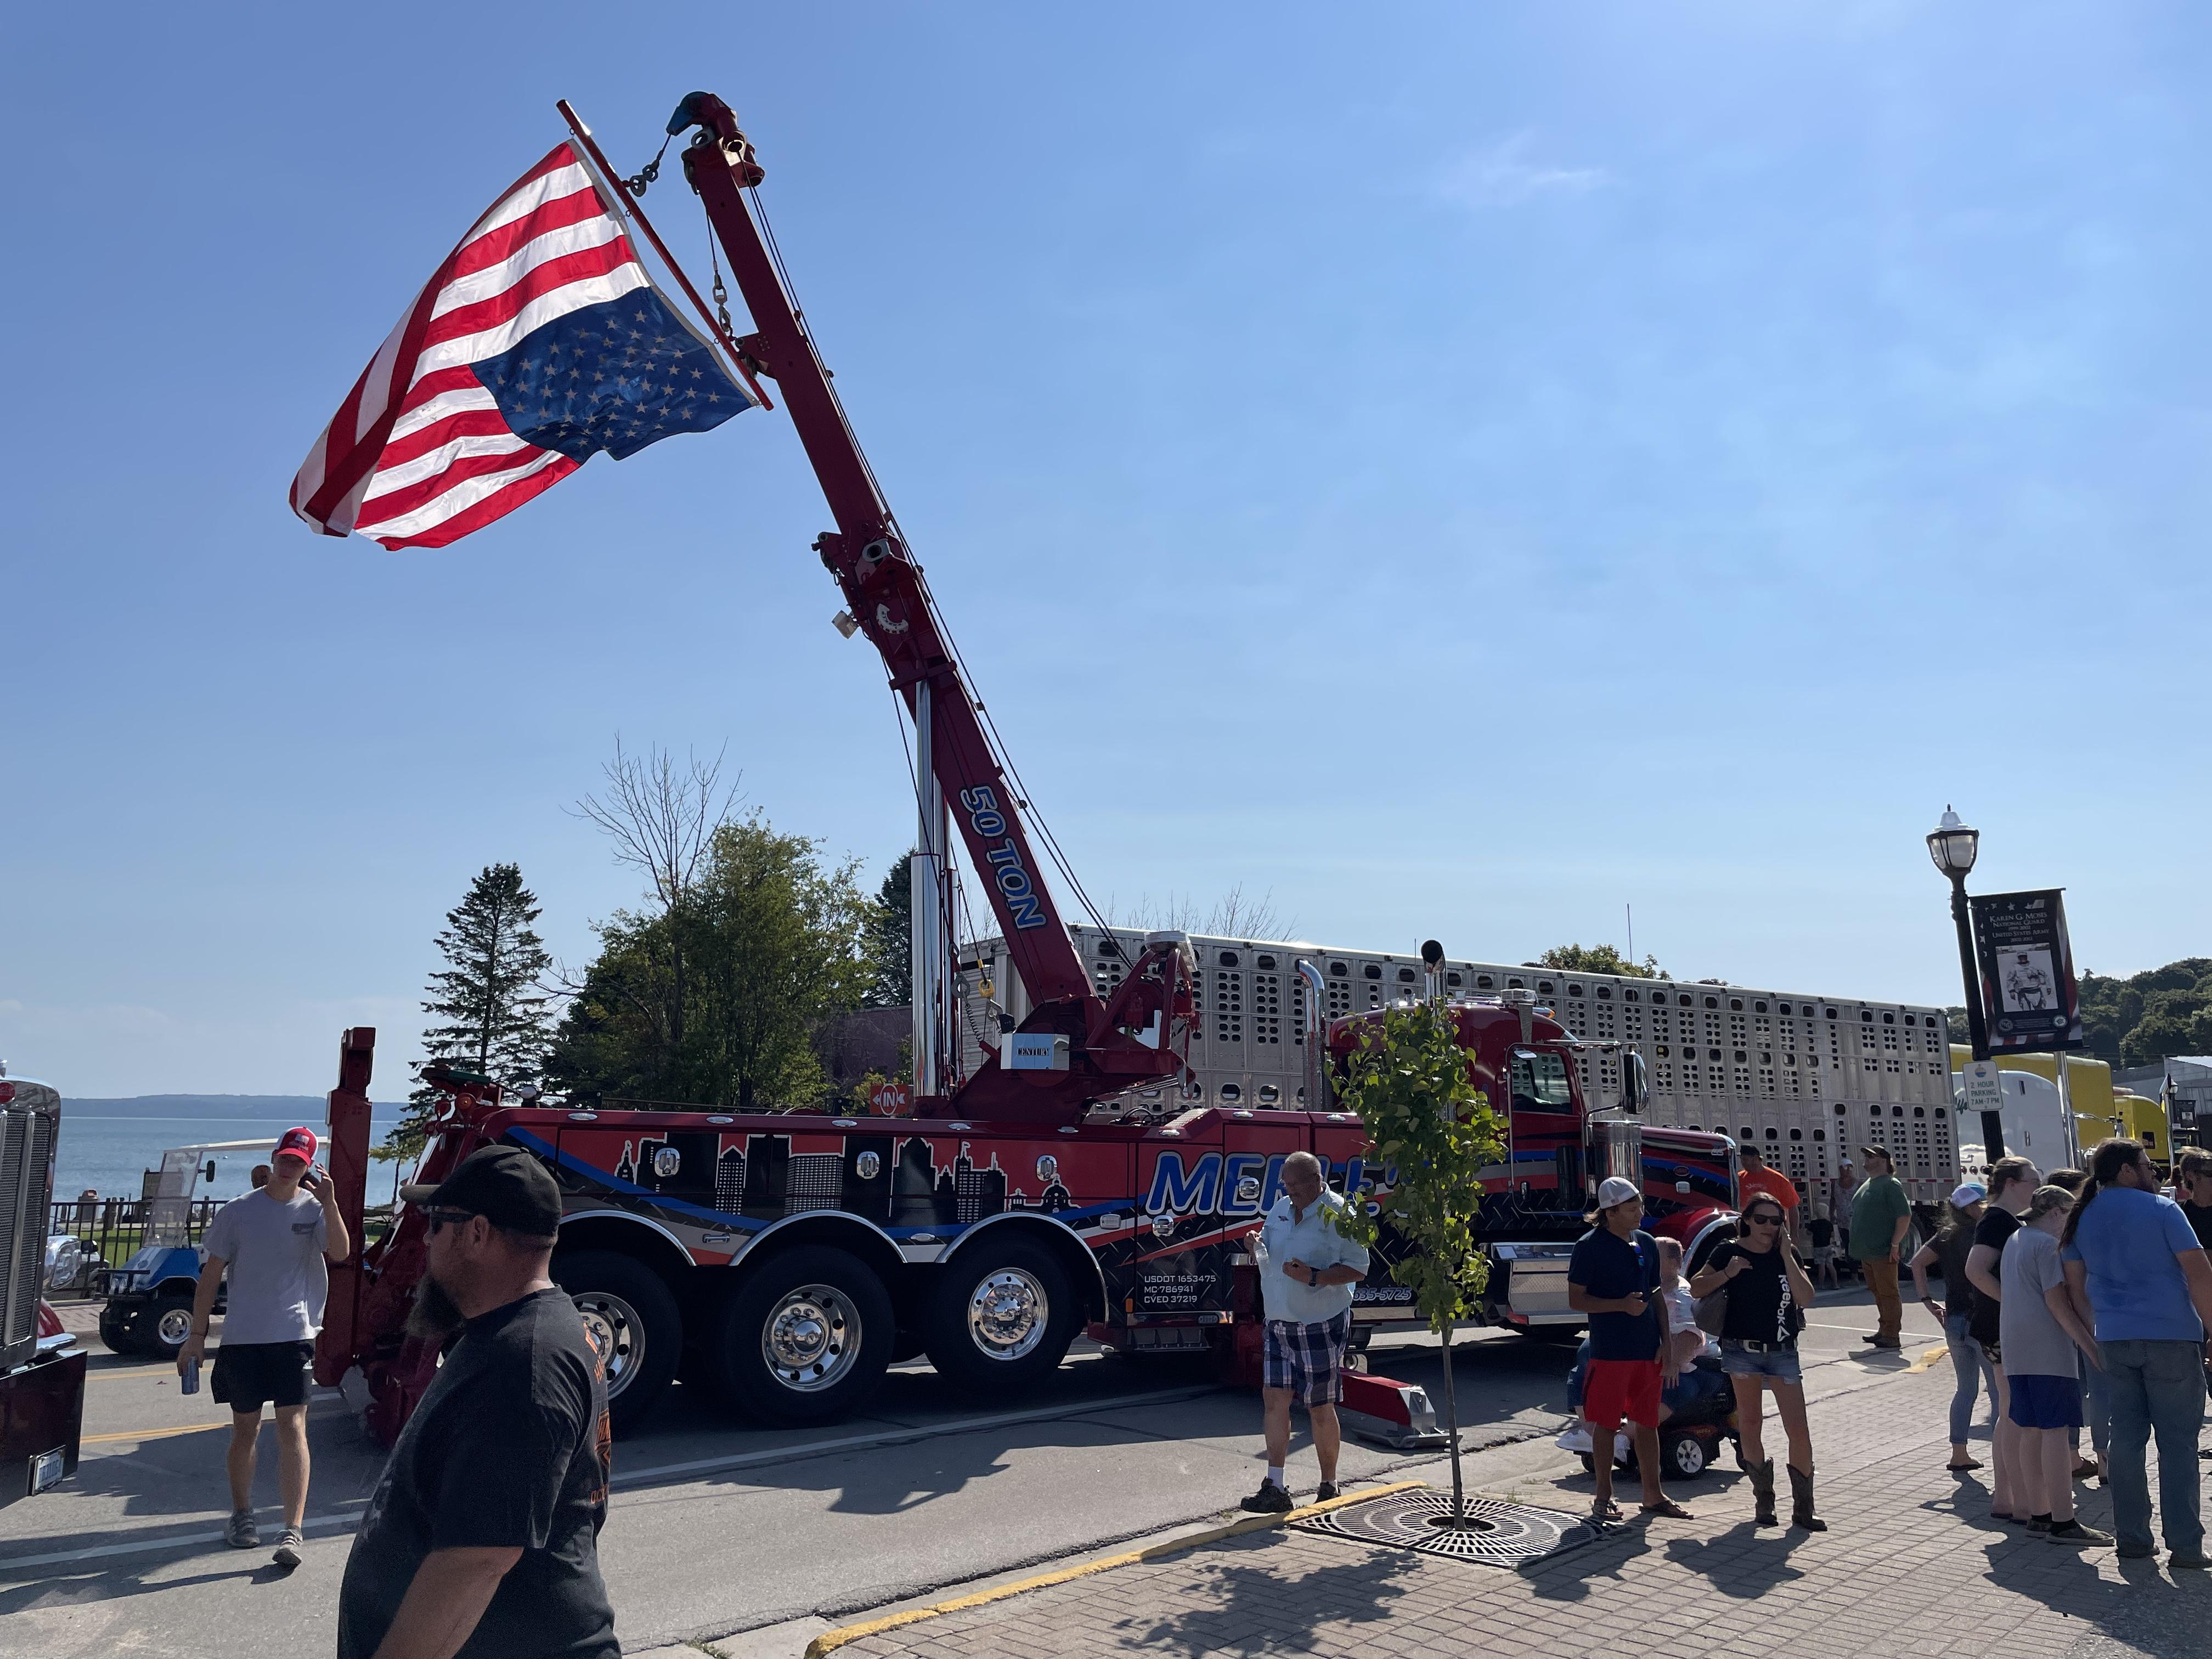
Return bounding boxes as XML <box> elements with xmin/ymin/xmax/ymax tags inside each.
<box><xmin>47</xmin><ymin>1196</ymin><xmax>223</xmax><ymax>1291</ymax></box>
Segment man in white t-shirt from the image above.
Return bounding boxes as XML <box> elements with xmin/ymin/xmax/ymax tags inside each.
<box><xmin>178</xmin><ymin>1126</ymin><xmax>350</xmax><ymax>1567</ymax></box>
<box><xmin>1240</xmin><ymin>1151</ymin><xmax>1370</xmax><ymax>1514</ymax></box>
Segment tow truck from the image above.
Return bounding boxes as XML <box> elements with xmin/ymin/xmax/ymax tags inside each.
<box><xmin>313</xmin><ymin>92</ymin><xmax>1737</xmax><ymax>1444</ymax></box>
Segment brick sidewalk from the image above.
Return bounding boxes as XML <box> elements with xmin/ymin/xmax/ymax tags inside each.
<box><xmin>830</xmin><ymin>1364</ymin><xmax>2211</xmax><ymax>1659</ymax></box>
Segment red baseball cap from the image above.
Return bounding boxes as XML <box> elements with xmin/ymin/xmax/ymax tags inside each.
<box><xmin>275</xmin><ymin>1126</ymin><xmax>318</xmax><ymax>1163</ymax></box>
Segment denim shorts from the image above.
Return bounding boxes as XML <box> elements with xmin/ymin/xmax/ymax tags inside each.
<box><xmin>1719</xmin><ymin>1339</ymin><xmax>1802</xmax><ymax>1384</ymax></box>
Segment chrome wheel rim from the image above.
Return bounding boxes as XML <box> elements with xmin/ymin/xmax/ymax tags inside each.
<box><xmin>571</xmin><ymin>1291</ymin><xmax>644</xmax><ymax>1399</ymax></box>
<box><xmin>763</xmin><ymin>1284</ymin><xmax>861</xmax><ymax>1392</ymax></box>
<box><xmin>966</xmin><ymin>1267</ymin><xmax>1047</xmax><ymax>1362</ymax></box>
<box><xmin>155</xmin><ymin>1306</ymin><xmax>195</xmax><ymax>1347</ymax></box>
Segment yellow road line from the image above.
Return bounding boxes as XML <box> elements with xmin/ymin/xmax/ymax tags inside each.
<box><xmin>80</xmin><ymin>1422</ymin><xmax>228</xmax><ymax>1445</ymax></box>
<box><xmin>803</xmin><ymin>1480</ymin><xmax>1427</xmax><ymax>1659</ymax></box>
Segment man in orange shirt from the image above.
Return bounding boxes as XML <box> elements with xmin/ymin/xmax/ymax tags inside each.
<box><xmin>1738</xmin><ymin>1147</ymin><xmax>1802</xmax><ymax>1247</ymax></box>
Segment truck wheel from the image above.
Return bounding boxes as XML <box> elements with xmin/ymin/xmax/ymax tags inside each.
<box><xmin>555</xmin><ymin>1251</ymin><xmax>683</xmax><ymax>1435</ymax></box>
<box><xmin>923</xmin><ymin>1239</ymin><xmax>1077</xmax><ymax>1393</ymax></box>
<box><xmin>713</xmin><ymin>1245</ymin><xmax>893</xmax><ymax>1426</ymax></box>
<box><xmin>99</xmin><ymin>1306</ymin><xmax>142</xmax><ymax>1356</ymax></box>
<box><xmin>145</xmin><ymin>1294</ymin><xmax>197</xmax><ymax>1361</ymax></box>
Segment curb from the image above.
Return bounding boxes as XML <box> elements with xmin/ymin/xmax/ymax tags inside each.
<box><xmin>800</xmin><ymin>1480</ymin><xmax>1428</xmax><ymax>1658</ymax></box>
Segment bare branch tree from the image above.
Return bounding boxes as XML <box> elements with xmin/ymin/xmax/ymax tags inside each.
<box><xmin>1203</xmin><ymin>883</ymin><xmax>1288</xmax><ymax>940</ymax></box>
<box><xmin>568</xmin><ymin>740</ymin><xmax>743</xmax><ymax>1052</ymax></box>
<box><xmin>1100</xmin><ymin>884</ymin><xmax>1293</xmax><ymax>941</ymax></box>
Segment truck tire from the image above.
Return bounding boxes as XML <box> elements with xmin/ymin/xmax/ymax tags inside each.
<box><xmin>555</xmin><ymin>1250</ymin><xmax>683</xmax><ymax>1435</ymax></box>
<box><xmin>922</xmin><ymin>1238</ymin><xmax>1077</xmax><ymax>1393</ymax></box>
<box><xmin>712</xmin><ymin>1245</ymin><xmax>893</xmax><ymax>1427</ymax></box>
<box><xmin>144</xmin><ymin>1293</ymin><xmax>197</xmax><ymax>1362</ymax></box>
<box><xmin>99</xmin><ymin>1305</ymin><xmax>142</xmax><ymax>1356</ymax></box>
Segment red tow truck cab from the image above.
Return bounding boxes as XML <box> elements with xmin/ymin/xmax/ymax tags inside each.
<box><xmin>1318</xmin><ymin>995</ymin><xmax>1737</xmax><ymax>1345</ymax></box>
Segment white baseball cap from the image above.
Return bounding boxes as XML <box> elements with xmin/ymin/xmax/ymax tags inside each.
<box><xmin>1596</xmin><ymin>1176</ymin><xmax>1641</xmax><ymax>1209</ymax></box>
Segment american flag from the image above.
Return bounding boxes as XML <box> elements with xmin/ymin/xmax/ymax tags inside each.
<box><xmin>291</xmin><ymin>142</ymin><xmax>756</xmax><ymax>551</ymax></box>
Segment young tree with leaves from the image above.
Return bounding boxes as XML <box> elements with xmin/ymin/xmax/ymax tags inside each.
<box><xmin>1329</xmin><ymin>998</ymin><xmax>1504</xmax><ymax>1524</ymax></box>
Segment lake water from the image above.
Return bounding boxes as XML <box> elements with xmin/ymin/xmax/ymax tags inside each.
<box><xmin>55</xmin><ymin>1102</ymin><xmax>414</xmax><ymax>1205</ymax></box>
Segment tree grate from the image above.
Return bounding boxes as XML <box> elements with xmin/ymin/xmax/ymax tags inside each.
<box><xmin>1291</xmin><ymin>1489</ymin><xmax>1605</xmax><ymax>1566</ymax></box>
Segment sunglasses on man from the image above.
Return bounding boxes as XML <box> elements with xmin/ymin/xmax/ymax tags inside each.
<box><xmin>424</xmin><ymin>1207</ymin><xmax>478</xmax><ymax>1235</ymax></box>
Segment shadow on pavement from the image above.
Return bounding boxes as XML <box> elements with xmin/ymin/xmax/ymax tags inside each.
<box><xmin>0</xmin><ymin>1559</ymin><xmax>286</xmax><ymax>1619</ymax></box>
<box><xmin>1661</xmin><ymin>1522</ymin><xmax>1808</xmax><ymax>1598</ymax></box>
<box><xmin>1104</xmin><ymin>1530</ymin><xmax>1423</xmax><ymax>1656</ymax></box>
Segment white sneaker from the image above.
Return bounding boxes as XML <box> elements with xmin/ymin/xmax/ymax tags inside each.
<box><xmin>1556</xmin><ymin>1425</ymin><xmax>1594</xmax><ymax>1454</ymax></box>
<box><xmin>1613</xmin><ymin>1431</ymin><xmax>1633</xmax><ymax>1462</ymax></box>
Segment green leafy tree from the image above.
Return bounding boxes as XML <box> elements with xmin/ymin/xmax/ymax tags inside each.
<box><xmin>2071</xmin><ymin>959</ymin><xmax>2212</xmax><ymax>1064</ymax></box>
<box><xmin>688</xmin><ymin>816</ymin><xmax>873</xmax><ymax>1111</ymax></box>
<box><xmin>549</xmin><ymin>814</ymin><xmax>872</xmax><ymax>1111</ymax></box>
<box><xmin>862</xmin><ymin>850</ymin><xmax>914</xmax><ymax>1007</ymax></box>
<box><xmin>393</xmin><ymin>863</ymin><xmax>554</xmax><ymax>1159</ymax></box>
<box><xmin>1328</xmin><ymin>999</ymin><xmax>1504</xmax><ymax>1524</ymax></box>
<box><xmin>1538</xmin><ymin>943</ymin><xmax>1667</xmax><ymax>979</ymax></box>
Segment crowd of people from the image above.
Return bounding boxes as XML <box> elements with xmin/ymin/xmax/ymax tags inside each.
<box><xmin>176</xmin><ymin>1119</ymin><xmax>2212</xmax><ymax>1654</ymax></box>
<box><xmin>1554</xmin><ymin>1135</ymin><xmax>2212</xmax><ymax>1559</ymax></box>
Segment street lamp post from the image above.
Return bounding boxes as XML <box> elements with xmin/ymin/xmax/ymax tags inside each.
<box><xmin>1927</xmin><ymin>806</ymin><xmax>2003</xmax><ymax>1160</ymax></box>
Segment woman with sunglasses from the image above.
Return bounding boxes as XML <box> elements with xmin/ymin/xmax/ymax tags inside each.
<box><xmin>1690</xmin><ymin>1197</ymin><xmax>1825</xmax><ymax>1530</ymax></box>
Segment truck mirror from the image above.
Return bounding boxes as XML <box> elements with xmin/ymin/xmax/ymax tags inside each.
<box><xmin>202</xmin><ymin>1160</ymin><xmax>217</xmax><ymax>1184</ymax></box>
<box><xmin>1621</xmin><ymin>1052</ymin><xmax>1647</xmax><ymax>1115</ymax></box>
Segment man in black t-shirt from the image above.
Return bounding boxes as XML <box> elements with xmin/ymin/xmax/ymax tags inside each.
<box><xmin>2177</xmin><ymin>1150</ymin><xmax>2212</xmax><ymax>1253</ymax></box>
<box><xmin>338</xmin><ymin>1146</ymin><xmax>617</xmax><ymax>1659</ymax></box>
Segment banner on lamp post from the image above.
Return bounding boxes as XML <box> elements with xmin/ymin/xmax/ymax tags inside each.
<box><xmin>1970</xmin><ymin>889</ymin><xmax>2085</xmax><ymax>1052</ymax></box>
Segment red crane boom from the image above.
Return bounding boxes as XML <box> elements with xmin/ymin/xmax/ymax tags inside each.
<box><xmin>560</xmin><ymin>93</ymin><xmax>1193</xmax><ymax>1121</ymax></box>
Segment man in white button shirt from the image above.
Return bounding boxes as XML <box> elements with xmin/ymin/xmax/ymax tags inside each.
<box><xmin>1241</xmin><ymin>1150</ymin><xmax>1371</xmax><ymax>1513</ymax></box>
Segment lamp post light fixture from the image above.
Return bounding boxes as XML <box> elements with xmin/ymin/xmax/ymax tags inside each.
<box><xmin>1929</xmin><ymin>805</ymin><xmax>2001</xmax><ymax>1158</ymax></box>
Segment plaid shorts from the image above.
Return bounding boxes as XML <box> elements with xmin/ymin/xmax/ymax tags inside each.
<box><xmin>1263</xmin><ymin>1312</ymin><xmax>1351</xmax><ymax>1406</ymax></box>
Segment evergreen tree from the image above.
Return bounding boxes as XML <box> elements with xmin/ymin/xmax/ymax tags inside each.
<box><xmin>862</xmin><ymin>850</ymin><xmax>914</xmax><ymax>1007</ymax></box>
<box><xmin>398</xmin><ymin>864</ymin><xmax>555</xmax><ymax>1148</ymax></box>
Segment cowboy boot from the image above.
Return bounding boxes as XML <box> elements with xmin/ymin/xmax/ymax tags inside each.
<box><xmin>1788</xmin><ymin>1464</ymin><xmax>1827</xmax><ymax>1532</ymax></box>
<box><xmin>1750</xmin><ymin>1458</ymin><xmax>1778</xmax><ymax>1527</ymax></box>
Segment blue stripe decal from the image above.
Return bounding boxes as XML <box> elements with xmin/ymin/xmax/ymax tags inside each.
<box><xmin>507</xmin><ymin>1127</ymin><xmax>1127</xmax><ymax>1240</ymax></box>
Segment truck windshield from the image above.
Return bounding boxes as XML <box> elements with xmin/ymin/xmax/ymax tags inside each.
<box><xmin>1510</xmin><ymin>1050</ymin><xmax>1575</xmax><ymax>1112</ymax></box>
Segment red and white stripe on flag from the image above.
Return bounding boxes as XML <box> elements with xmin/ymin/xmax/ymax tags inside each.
<box><xmin>291</xmin><ymin>144</ymin><xmax>662</xmax><ymax>550</ymax></box>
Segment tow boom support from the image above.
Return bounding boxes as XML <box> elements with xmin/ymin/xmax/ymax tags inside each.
<box><xmin>637</xmin><ymin>92</ymin><xmax>1191</xmax><ymax>1119</ymax></box>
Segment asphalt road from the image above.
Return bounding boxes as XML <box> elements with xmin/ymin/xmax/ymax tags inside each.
<box><xmin>0</xmin><ymin>1286</ymin><xmax>1951</xmax><ymax>1657</ymax></box>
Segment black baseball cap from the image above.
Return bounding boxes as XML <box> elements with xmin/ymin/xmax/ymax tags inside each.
<box><xmin>401</xmin><ymin>1145</ymin><xmax>562</xmax><ymax>1235</ymax></box>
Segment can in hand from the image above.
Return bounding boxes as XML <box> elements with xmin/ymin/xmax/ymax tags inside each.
<box><xmin>182</xmin><ymin>1357</ymin><xmax>201</xmax><ymax>1396</ymax></box>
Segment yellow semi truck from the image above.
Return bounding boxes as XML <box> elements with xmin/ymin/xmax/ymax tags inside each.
<box><xmin>1950</xmin><ymin>1046</ymin><xmax>2173</xmax><ymax>1170</ymax></box>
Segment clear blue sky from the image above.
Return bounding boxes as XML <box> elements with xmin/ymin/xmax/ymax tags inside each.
<box><xmin>6</xmin><ymin>5</ymin><xmax>2207</xmax><ymax>1096</ymax></box>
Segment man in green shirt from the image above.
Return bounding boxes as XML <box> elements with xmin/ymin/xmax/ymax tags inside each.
<box><xmin>1849</xmin><ymin>1145</ymin><xmax>1913</xmax><ymax>1349</ymax></box>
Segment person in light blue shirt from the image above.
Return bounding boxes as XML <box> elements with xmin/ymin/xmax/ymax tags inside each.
<box><xmin>2061</xmin><ymin>1138</ymin><xmax>2212</xmax><ymax>1565</ymax></box>
<box><xmin>1239</xmin><ymin>1151</ymin><xmax>1370</xmax><ymax>1514</ymax></box>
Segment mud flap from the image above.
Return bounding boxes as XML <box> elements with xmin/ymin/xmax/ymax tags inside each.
<box><xmin>1339</xmin><ymin>1369</ymin><xmax>1448</xmax><ymax>1451</ymax></box>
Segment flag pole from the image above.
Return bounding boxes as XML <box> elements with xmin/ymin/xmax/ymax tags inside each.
<box><xmin>555</xmin><ymin>99</ymin><xmax>774</xmax><ymax>411</ymax></box>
